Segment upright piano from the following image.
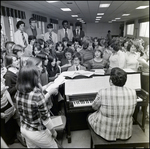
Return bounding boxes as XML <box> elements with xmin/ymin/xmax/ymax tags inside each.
<box><xmin>64</xmin><ymin>72</ymin><xmax>149</xmax><ymax>143</ymax></box>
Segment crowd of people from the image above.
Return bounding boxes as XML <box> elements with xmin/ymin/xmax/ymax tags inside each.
<box><xmin>1</xmin><ymin>17</ymin><xmax>149</xmax><ymax>148</ymax></box>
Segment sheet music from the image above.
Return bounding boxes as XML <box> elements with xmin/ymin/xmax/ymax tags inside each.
<box><xmin>51</xmin><ymin>116</ymin><xmax>63</xmax><ymax>127</ymax></box>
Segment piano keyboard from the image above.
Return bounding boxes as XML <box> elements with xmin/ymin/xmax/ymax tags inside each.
<box><xmin>72</xmin><ymin>97</ymin><xmax>143</xmax><ymax>108</ymax></box>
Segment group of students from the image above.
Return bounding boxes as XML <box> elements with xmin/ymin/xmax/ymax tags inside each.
<box><xmin>1</xmin><ymin>17</ymin><xmax>149</xmax><ymax>148</ymax></box>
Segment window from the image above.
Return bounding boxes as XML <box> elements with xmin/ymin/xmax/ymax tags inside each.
<box><xmin>38</xmin><ymin>21</ymin><xmax>42</xmax><ymax>30</ymax></box>
<box><xmin>127</xmin><ymin>24</ymin><xmax>134</xmax><ymax>35</ymax></box>
<box><xmin>42</xmin><ymin>22</ymin><xmax>45</xmax><ymax>34</ymax></box>
<box><xmin>139</xmin><ymin>22</ymin><xmax>149</xmax><ymax>38</ymax></box>
<box><xmin>16</xmin><ymin>18</ymin><xmax>21</xmax><ymax>22</ymax></box>
<box><xmin>8</xmin><ymin>16</ymin><xmax>15</xmax><ymax>41</ymax></box>
<box><xmin>1</xmin><ymin>16</ymin><xmax>6</xmax><ymax>35</ymax></box>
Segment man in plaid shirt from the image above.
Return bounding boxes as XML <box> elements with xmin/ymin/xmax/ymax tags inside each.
<box><xmin>88</xmin><ymin>67</ymin><xmax>137</xmax><ymax>141</ymax></box>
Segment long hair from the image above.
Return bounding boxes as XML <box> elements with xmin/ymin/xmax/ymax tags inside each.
<box><xmin>17</xmin><ymin>65</ymin><xmax>40</xmax><ymax>93</ymax></box>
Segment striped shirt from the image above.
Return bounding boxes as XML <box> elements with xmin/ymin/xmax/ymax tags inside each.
<box><xmin>15</xmin><ymin>87</ymin><xmax>51</xmax><ymax>131</ymax></box>
<box><xmin>88</xmin><ymin>86</ymin><xmax>137</xmax><ymax>141</ymax></box>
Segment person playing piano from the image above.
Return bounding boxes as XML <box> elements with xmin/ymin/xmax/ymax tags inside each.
<box><xmin>88</xmin><ymin>67</ymin><xmax>137</xmax><ymax>141</ymax></box>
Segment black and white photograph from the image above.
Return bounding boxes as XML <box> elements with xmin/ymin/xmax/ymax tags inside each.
<box><xmin>1</xmin><ymin>1</ymin><xmax>149</xmax><ymax>148</ymax></box>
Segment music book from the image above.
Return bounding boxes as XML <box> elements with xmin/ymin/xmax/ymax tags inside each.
<box><xmin>61</xmin><ymin>70</ymin><xmax>94</xmax><ymax>79</ymax></box>
<box><xmin>51</xmin><ymin>116</ymin><xmax>63</xmax><ymax>127</ymax></box>
<box><xmin>4</xmin><ymin>106</ymin><xmax>15</xmax><ymax>123</ymax></box>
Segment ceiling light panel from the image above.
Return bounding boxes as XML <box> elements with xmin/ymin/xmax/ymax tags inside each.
<box><xmin>96</xmin><ymin>16</ymin><xmax>102</xmax><ymax>18</ymax></box>
<box><xmin>97</xmin><ymin>13</ymin><xmax>104</xmax><ymax>15</ymax></box>
<box><xmin>99</xmin><ymin>4</ymin><xmax>110</xmax><ymax>8</ymax></box>
<box><xmin>61</xmin><ymin>8</ymin><xmax>71</xmax><ymax>11</ymax></box>
<box><xmin>136</xmin><ymin>6</ymin><xmax>149</xmax><ymax>9</ymax></box>
<box><xmin>47</xmin><ymin>1</ymin><xmax>58</xmax><ymax>3</ymax></box>
<box><xmin>115</xmin><ymin>18</ymin><xmax>121</xmax><ymax>19</ymax></box>
<box><xmin>122</xmin><ymin>14</ymin><xmax>130</xmax><ymax>16</ymax></box>
<box><xmin>71</xmin><ymin>15</ymin><xmax>78</xmax><ymax>17</ymax></box>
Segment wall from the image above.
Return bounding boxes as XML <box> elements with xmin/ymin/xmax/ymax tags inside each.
<box><xmin>84</xmin><ymin>22</ymin><xmax>122</xmax><ymax>38</ymax></box>
<box><xmin>124</xmin><ymin>17</ymin><xmax>149</xmax><ymax>45</ymax></box>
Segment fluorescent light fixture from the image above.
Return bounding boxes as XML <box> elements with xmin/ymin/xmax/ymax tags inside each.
<box><xmin>136</xmin><ymin>6</ymin><xmax>149</xmax><ymax>9</ymax></box>
<box><xmin>71</xmin><ymin>15</ymin><xmax>78</xmax><ymax>17</ymax></box>
<box><xmin>77</xmin><ymin>18</ymin><xmax>82</xmax><ymax>20</ymax></box>
<box><xmin>115</xmin><ymin>18</ymin><xmax>121</xmax><ymax>19</ymax></box>
<box><xmin>96</xmin><ymin>16</ymin><xmax>102</xmax><ymax>18</ymax></box>
<box><xmin>122</xmin><ymin>14</ymin><xmax>130</xmax><ymax>16</ymax></box>
<box><xmin>97</xmin><ymin>13</ymin><xmax>104</xmax><ymax>15</ymax></box>
<box><xmin>112</xmin><ymin>20</ymin><xmax>116</xmax><ymax>21</ymax></box>
<box><xmin>99</xmin><ymin>4</ymin><xmax>110</xmax><ymax>8</ymax></box>
<box><xmin>47</xmin><ymin>1</ymin><xmax>58</xmax><ymax>3</ymax></box>
<box><xmin>108</xmin><ymin>21</ymin><xmax>112</xmax><ymax>23</ymax></box>
<box><xmin>95</xmin><ymin>21</ymin><xmax>99</xmax><ymax>23</ymax></box>
<box><xmin>96</xmin><ymin>19</ymin><xmax>100</xmax><ymax>20</ymax></box>
<box><xmin>61</xmin><ymin>8</ymin><xmax>71</xmax><ymax>11</ymax></box>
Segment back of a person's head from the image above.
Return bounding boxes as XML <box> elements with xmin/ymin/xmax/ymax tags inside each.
<box><xmin>62</xmin><ymin>37</ymin><xmax>69</xmax><ymax>42</ymax></box>
<box><xmin>36</xmin><ymin>52</ymin><xmax>48</xmax><ymax>61</ymax></box>
<box><xmin>110</xmin><ymin>67</ymin><xmax>127</xmax><ymax>87</ymax></box>
<box><xmin>26</xmin><ymin>57</ymin><xmax>41</xmax><ymax>67</ymax></box>
<box><xmin>75</xmin><ymin>21</ymin><xmax>82</xmax><ymax>27</ymax></box>
<box><xmin>17</xmin><ymin>65</ymin><xmax>39</xmax><ymax>93</ymax></box>
<box><xmin>67</xmin><ymin>41</ymin><xmax>73</xmax><ymax>47</ymax></box>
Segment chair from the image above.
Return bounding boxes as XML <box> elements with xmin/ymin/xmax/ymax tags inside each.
<box><xmin>90</xmin><ymin>125</ymin><xmax>149</xmax><ymax>148</ymax></box>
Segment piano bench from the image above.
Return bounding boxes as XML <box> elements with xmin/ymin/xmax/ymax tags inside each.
<box><xmin>90</xmin><ymin>125</ymin><xmax>149</xmax><ymax>148</ymax></box>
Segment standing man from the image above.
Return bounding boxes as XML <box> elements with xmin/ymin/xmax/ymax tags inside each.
<box><xmin>106</xmin><ymin>30</ymin><xmax>112</xmax><ymax>46</ymax></box>
<box><xmin>43</xmin><ymin>23</ymin><xmax>58</xmax><ymax>45</ymax></box>
<box><xmin>14</xmin><ymin>20</ymin><xmax>28</xmax><ymax>48</ymax></box>
<box><xmin>73</xmin><ymin>21</ymin><xmax>85</xmax><ymax>43</ymax></box>
<box><xmin>26</xmin><ymin>17</ymin><xmax>42</xmax><ymax>39</ymax></box>
<box><xmin>57</xmin><ymin>20</ymin><xmax>73</xmax><ymax>42</ymax></box>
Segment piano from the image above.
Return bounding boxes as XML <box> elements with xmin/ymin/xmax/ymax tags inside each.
<box><xmin>64</xmin><ymin>72</ymin><xmax>149</xmax><ymax>143</ymax></box>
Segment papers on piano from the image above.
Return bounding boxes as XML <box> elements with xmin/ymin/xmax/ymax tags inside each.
<box><xmin>91</xmin><ymin>69</ymin><xmax>105</xmax><ymax>75</ymax></box>
<box><xmin>123</xmin><ymin>68</ymin><xmax>136</xmax><ymax>73</ymax></box>
<box><xmin>137</xmin><ymin>96</ymin><xmax>143</xmax><ymax>102</ymax></box>
<box><xmin>46</xmin><ymin>74</ymin><xmax>65</xmax><ymax>92</ymax></box>
<box><xmin>61</xmin><ymin>70</ymin><xmax>94</xmax><ymax>79</ymax></box>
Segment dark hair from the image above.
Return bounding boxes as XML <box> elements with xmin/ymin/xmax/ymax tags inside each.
<box><xmin>108</xmin><ymin>30</ymin><xmax>111</xmax><ymax>33</ymax></box>
<box><xmin>29</xmin><ymin>17</ymin><xmax>37</xmax><ymax>24</ymax></box>
<box><xmin>110</xmin><ymin>67</ymin><xmax>127</xmax><ymax>87</ymax></box>
<box><xmin>37</xmin><ymin>38</ymin><xmax>45</xmax><ymax>46</ymax></box>
<box><xmin>62</xmin><ymin>37</ymin><xmax>69</xmax><ymax>42</ymax></box>
<box><xmin>17</xmin><ymin>65</ymin><xmax>40</xmax><ymax>93</ymax></box>
<box><xmin>82</xmin><ymin>40</ymin><xmax>89</xmax><ymax>50</ymax></box>
<box><xmin>16</xmin><ymin>21</ymin><xmax>25</xmax><ymax>29</ymax></box>
<box><xmin>45</xmin><ymin>39</ymin><xmax>54</xmax><ymax>46</ymax></box>
<box><xmin>75</xmin><ymin>21</ymin><xmax>82</xmax><ymax>27</ymax></box>
<box><xmin>28</xmin><ymin>35</ymin><xmax>36</xmax><ymax>44</ymax></box>
<box><xmin>127</xmin><ymin>42</ymin><xmax>137</xmax><ymax>52</ymax></box>
<box><xmin>33</xmin><ymin>42</ymin><xmax>42</xmax><ymax>56</ymax></box>
<box><xmin>56</xmin><ymin>41</ymin><xmax>64</xmax><ymax>51</ymax></box>
<box><xmin>5</xmin><ymin>54</ymin><xmax>18</xmax><ymax>68</ymax></box>
<box><xmin>13</xmin><ymin>45</ymin><xmax>23</xmax><ymax>55</ymax></box>
<box><xmin>64</xmin><ymin>47</ymin><xmax>74</xmax><ymax>56</ymax></box>
<box><xmin>92</xmin><ymin>37</ymin><xmax>100</xmax><ymax>49</ymax></box>
<box><xmin>26</xmin><ymin>57</ymin><xmax>41</xmax><ymax>66</ymax></box>
<box><xmin>73</xmin><ymin>52</ymin><xmax>82</xmax><ymax>61</ymax></box>
<box><xmin>67</xmin><ymin>41</ymin><xmax>73</xmax><ymax>47</ymax></box>
<box><xmin>62</xmin><ymin>20</ymin><xmax>68</xmax><ymax>25</ymax></box>
<box><xmin>47</xmin><ymin>23</ymin><xmax>53</xmax><ymax>29</ymax></box>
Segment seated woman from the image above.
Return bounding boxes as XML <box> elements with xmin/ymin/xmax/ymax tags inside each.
<box><xmin>68</xmin><ymin>52</ymin><xmax>86</xmax><ymax>71</ymax></box>
<box><xmin>46</xmin><ymin>56</ymin><xmax>61</xmax><ymax>82</ymax></box>
<box><xmin>85</xmin><ymin>46</ymin><xmax>107</xmax><ymax>70</ymax></box>
<box><xmin>124</xmin><ymin>42</ymin><xmax>140</xmax><ymax>71</ymax></box>
<box><xmin>60</xmin><ymin>48</ymin><xmax>74</xmax><ymax>72</ymax></box>
<box><xmin>92</xmin><ymin>37</ymin><xmax>100</xmax><ymax>50</ymax></box>
<box><xmin>88</xmin><ymin>67</ymin><xmax>137</xmax><ymax>141</ymax></box>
